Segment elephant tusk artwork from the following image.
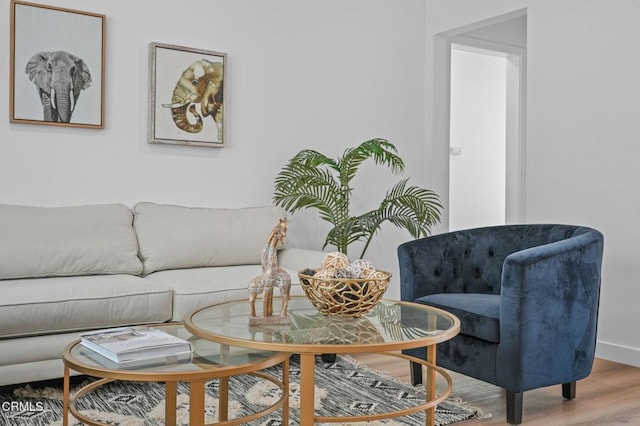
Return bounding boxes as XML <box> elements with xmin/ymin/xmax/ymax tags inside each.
<box><xmin>162</xmin><ymin>59</ymin><xmax>224</xmax><ymax>141</ymax></box>
<box><xmin>25</xmin><ymin>51</ymin><xmax>92</xmax><ymax>123</ymax></box>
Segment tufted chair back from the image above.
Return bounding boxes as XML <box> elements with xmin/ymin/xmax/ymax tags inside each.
<box><xmin>398</xmin><ymin>224</ymin><xmax>594</xmax><ymax>300</ymax></box>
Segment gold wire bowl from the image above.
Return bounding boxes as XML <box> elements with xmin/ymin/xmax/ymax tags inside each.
<box><xmin>298</xmin><ymin>269</ymin><xmax>391</xmax><ymax>317</ymax></box>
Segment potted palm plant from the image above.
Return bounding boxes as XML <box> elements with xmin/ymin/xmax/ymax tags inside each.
<box><xmin>273</xmin><ymin>138</ymin><xmax>442</xmax><ymax>258</ymax></box>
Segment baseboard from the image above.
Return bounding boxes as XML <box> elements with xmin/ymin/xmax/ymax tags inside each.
<box><xmin>596</xmin><ymin>340</ymin><xmax>640</xmax><ymax>367</ymax></box>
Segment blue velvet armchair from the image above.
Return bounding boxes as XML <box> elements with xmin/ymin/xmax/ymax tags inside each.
<box><xmin>397</xmin><ymin>224</ymin><xmax>604</xmax><ymax>425</ymax></box>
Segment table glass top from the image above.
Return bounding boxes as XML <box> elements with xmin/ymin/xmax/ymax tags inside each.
<box><xmin>186</xmin><ymin>297</ymin><xmax>458</xmax><ymax>351</ymax></box>
<box><xmin>68</xmin><ymin>324</ymin><xmax>282</xmax><ymax>374</ymax></box>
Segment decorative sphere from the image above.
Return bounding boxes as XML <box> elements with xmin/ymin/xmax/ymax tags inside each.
<box><xmin>345</xmin><ymin>263</ymin><xmax>365</xmax><ymax>279</ymax></box>
<box><xmin>352</xmin><ymin>259</ymin><xmax>375</xmax><ymax>276</ymax></box>
<box><xmin>335</xmin><ymin>268</ymin><xmax>356</xmax><ymax>279</ymax></box>
<box><xmin>321</xmin><ymin>252</ymin><xmax>350</xmax><ymax>271</ymax></box>
<box><xmin>301</xmin><ymin>268</ymin><xmax>317</xmax><ymax>276</ymax></box>
<box><xmin>314</xmin><ymin>269</ymin><xmax>335</xmax><ymax>279</ymax></box>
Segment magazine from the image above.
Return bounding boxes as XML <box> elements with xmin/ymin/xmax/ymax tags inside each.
<box><xmin>80</xmin><ymin>326</ymin><xmax>193</xmax><ymax>364</ymax></box>
<box><xmin>79</xmin><ymin>347</ymin><xmax>193</xmax><ymax>370</ymax></box>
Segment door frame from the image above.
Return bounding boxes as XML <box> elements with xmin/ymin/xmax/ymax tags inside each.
<box><xmin>432</xmin><ymin>9</ymin><xmax>527</xmax><ymax>230</ymax></box>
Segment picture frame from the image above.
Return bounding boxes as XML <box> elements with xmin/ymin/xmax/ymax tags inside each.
<box><xmin>10</xmin><ymin>0</ymin><xmax>105</xmax><ymax>129</ymax></box>
<box><xmin>148</xmin><ymin>43</ymin><xmax>226</xmax><ymax>148</ymax></box>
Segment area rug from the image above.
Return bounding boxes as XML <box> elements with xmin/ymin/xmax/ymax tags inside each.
<box><xmin>0</xmin><ymin>355</ymin><xmax>483</xmax><ymax>425</ymax></box>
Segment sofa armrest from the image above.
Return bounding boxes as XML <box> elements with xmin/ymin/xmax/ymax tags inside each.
<box><xmin>277</xmin><ymin>248</ymin><xmax>326</xmax><ymax>272</ymax></box>
<box><xmin>497</xmin><ymin>230</ymin><xmax>604</xmax><ymax>391</ymax></box>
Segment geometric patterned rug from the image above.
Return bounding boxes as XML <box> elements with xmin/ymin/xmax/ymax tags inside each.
<box><xmin>0</xmin><ymin>355</ymin><xmax>484</xmax><ymax>425</ymax></box>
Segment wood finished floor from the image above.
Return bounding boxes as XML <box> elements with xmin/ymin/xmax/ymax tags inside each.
<box><xmin>350</xmin><ymin>354</ymin><xmax>640</xmax><ymax>425</ymax></box>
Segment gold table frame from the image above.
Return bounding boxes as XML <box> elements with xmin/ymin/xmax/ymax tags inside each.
<box><xmin>62</xmin><ymin>324</ymin><xmax>290</xmax><ymax>426</ymax></box>
<box><xmin>186</xmin><ymin>298</ymin><xmax>460</xmax><ymax>426</ymax></box>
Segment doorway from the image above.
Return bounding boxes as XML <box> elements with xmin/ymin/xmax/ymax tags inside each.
<box><xmin>449</xmin><ymin>44</ymin><xmax>507</xmax><ymax>230</ymax></box>
<box><xmin>435</xmin><ymin>10</ymin><xmax>527</xmax><ymax>231</ymax></box>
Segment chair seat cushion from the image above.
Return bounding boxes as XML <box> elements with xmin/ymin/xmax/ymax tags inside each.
<box><xmin>415</xmin><ymin>293</ymin><xmax>500</xmax><ymax>343</ymax></box>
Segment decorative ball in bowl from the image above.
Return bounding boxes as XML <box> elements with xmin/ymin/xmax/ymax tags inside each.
<box><xmin>298</xmin><ymin>265</ymin><xmax>391</xmax><ymax>318</ymax></box>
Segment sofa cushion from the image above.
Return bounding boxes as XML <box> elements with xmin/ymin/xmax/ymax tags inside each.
<box><xmin>0</xmin><ymin>204</ymin><xmax>142</xmax><ymax>279</ymax></box>
<box><xmin>133</xmin><ymin>202</ymin><xmax>287</xmax><ymax>275</ymax></box>
<box><xmin>277</xmin><ymin>248</ymin><xmax>327</xmax><ymax>272</ymax></box>
<box><xmin>416</xmin><ymin>293</ymin><xmax>501</xmax><ymax>343</ymax></box>
<box><xmin>145</xmin><ymin>265</ymin><xmax>306</xmax><ymax>321</ymax></box>
<box><xmin>0</xmin><ymin>275</ymin><xmax>173</xmax><ymax>338</ymax></box>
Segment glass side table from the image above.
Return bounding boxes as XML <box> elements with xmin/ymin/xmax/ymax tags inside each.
<box><xmin>63</xmin><ymin>323</ymin><xmax>290</xmax><ymax>426</ymax></box>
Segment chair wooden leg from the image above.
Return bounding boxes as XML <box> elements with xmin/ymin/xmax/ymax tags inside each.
<box><xmin>562</xmin><ymin>381</ymin><xmax>576</xmax><ymax>400</ymax></box>
<box><xmin>410</xmin><ymin>360</ymin><xmax>423</xmax><ymax>385</ymax></box>
<box><xmin>506</xmin><ymin>390</ymin><xmax>523</xmax><ymax>425</ymax></box>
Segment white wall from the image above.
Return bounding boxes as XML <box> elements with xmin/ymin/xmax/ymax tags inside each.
<box><xmin>426</xmin><ymin>0</ymin><xmax>640</xmax><ymax>367</ymax></box>
<box><xmin>0</xmin><ymin>0</ymin><xmax>429</xmax><ymax>298</ymax></box>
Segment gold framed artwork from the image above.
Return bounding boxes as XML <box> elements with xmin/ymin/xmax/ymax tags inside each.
<box><xmin>148</xmin><ymin>42</ymin><xmax>226</xmax><ymax>148</ymax></box>
<box><xmin>10</xmin><ymin>0</ymin><xmax>106</xmax><ymax>129</ymax></box>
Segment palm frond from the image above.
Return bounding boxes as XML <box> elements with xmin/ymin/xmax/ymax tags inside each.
<box><xmin>273</xmin><ymin>161</ymin><xmax>347</xmax><ymax>225</ymax></box>
<box><xmin>353</xmin><ymin>179</ymin><xmax>442</xmax><ymax>257</ymax></box>
<box><xmin>338</xmin><ymin>139</ymin><xmax>405</xmax><ymax>187</ymax></box>
<box><xmin>324</xmin><ymin>217</ymin><xmax>368</xmax><ymax>254</ymax></box>
<box><xmin>378</xmin><ymin>178</ymin><xmax>443</xmax><ymax>236</ymax></box>
<box><xmin>289</xmin><ymin>149</ymin><xmax>339</xmax><ymax>172</ymax></box>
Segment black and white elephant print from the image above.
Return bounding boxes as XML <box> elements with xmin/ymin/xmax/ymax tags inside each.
<box><xmin>162</xmin><ymin>59</ymin><xmax>224</xmax><ymax>141</ymax></box>
<box><xmin>25</xmin><ymin>51</ymin><xmax>92</xmax><ymax>123</ymax></box>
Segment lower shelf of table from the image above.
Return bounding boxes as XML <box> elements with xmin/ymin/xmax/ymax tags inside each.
<box><xmin>312</xmin><ymin>350</ymin><xmax>452</xmax><ymax>424</ymax></box>
<box><xmin>63</xmin><ymin>370</ymin><xmax>288</xmax><ymax>426</ymax></box>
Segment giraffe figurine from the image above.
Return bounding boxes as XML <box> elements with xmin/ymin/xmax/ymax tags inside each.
<box><xmin>248</xmin><ymin>217</ymin><xmax>292</xmax><ymax>325</ymax></box>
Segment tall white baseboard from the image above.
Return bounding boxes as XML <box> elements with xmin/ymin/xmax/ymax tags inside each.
<box><xmin>596</xmin><ymin>340</ymin><xmax>640</xmax><ymax>368</ymax></box>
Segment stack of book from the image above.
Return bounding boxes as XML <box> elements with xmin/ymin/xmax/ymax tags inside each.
<box><xmin>80</xmin><ymin>326</ymin><xmax>193</xmax><ymax>368</ymax></box>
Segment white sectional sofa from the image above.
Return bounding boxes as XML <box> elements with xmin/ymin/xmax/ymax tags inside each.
<box><xmin>0</xmin><ymin>202</ymin><xmax>324</xmax><ymax>386</ymax></box>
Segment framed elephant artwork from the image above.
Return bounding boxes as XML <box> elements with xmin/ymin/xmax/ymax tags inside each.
<box><xmin>9</xmin><ymin>1</ymin><xmax>105</xmax><ymax>129</ymax></box>
<box><xmin>148</xmin><ymin>43</ymin><xmax>226</xmax><ymax>147</ymax></box>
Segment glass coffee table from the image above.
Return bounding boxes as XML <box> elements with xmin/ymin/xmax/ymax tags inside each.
<box><xmin>62</xmin><ymin>323</ymin><xmax>290</xmax><ymax>426</ymax></box>
<box><xmin>185</xmin><ymin>297</ymin><xmax>460</xmax><ymax>426</ymax></box>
